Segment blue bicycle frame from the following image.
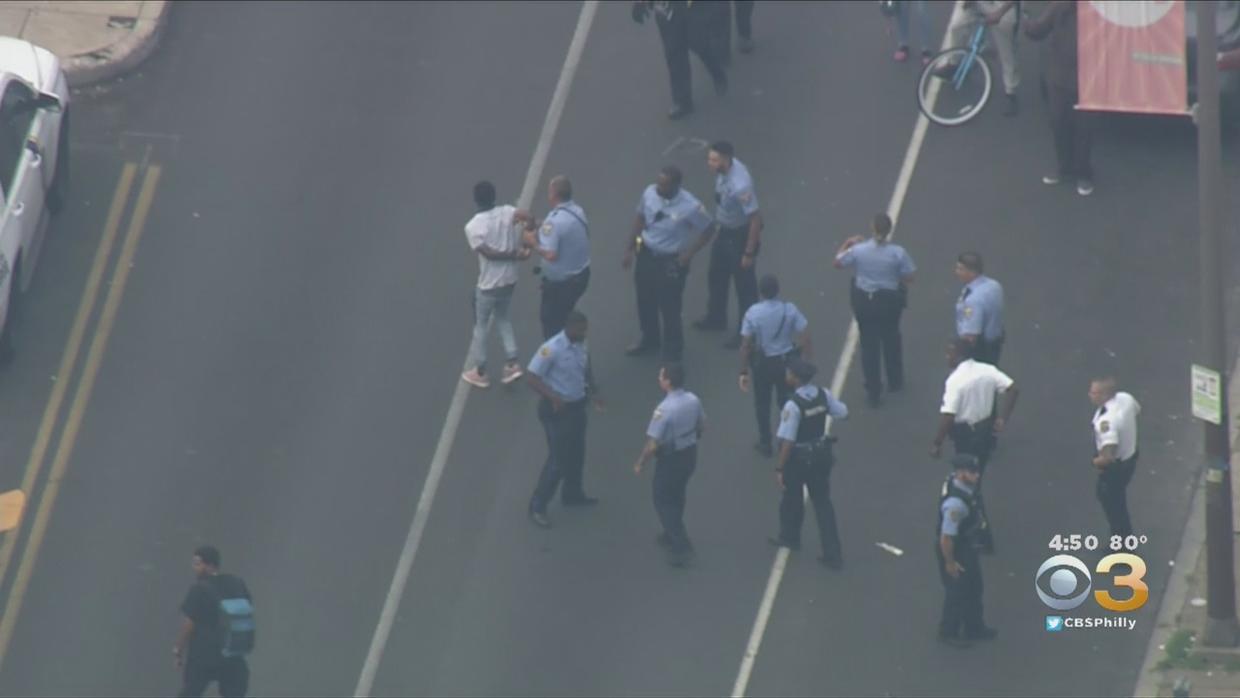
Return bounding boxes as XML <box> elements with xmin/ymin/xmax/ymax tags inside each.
<box><xmin>949</xmin><ymin>24</ymin><xmax>987</xmax><ymax>89</ymax></box>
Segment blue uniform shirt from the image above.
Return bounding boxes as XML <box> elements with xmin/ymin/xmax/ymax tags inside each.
<box><xmin>955</xmin><ymin>275</ymin><xmax>1004</xmax><ymax>341</ymax></box>
<box><xmin>940</xmin><ymin>478</ymin><xmax>975</xmax><ymax>537</ymax></box>
<box><xmin>836</xmin><ymin>239</ymin><xmax>916</xmax><ymax>293</ymax></box>
<box><xmin>741</xmin><ymin>300</ymin><xmax>808</xmax><ymax>357</ymax></box>
<box><xmin>527</xmin><ymin>331</ymin><xmax>589</xmax><ymax>402</ymax></box>
<box><xmin>776</xmin><ymin>385</ymin><xmax>848</xmax><ymax>442</ymax></box>
<box><xmin>538</xmin><ymin>201</ymin><xmax>590</xmax><ymax>282</ymax></box>
<box><xmin>636</xmin><ymin>185</ymin><xmax>713</xmax><ymax>254</ymax></box>
<box><xmin>714</xmin><ymin>158</ymin><xmax>760</xmax><ymax>229</ymax></box>
<box><xmin>646</xmin><ymin>389</ymin><xmax>706</xmax><ymax>451</ymax></box>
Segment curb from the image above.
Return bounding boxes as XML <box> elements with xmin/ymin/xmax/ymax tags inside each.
<box><xmin>1131</xmin><ymin>347</ymin><xmax>1240</xmax><ymax>697</ymax></box>
<box><xmin>61</xmin><ymin>1</ymin><xmax>171</xmax><ymax>89</ymax></box>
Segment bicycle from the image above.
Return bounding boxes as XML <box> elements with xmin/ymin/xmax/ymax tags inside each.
<box><xmin>916</xmin><ymin>17</ymin><xmax>992</xmax><ymax>126</ymax></box>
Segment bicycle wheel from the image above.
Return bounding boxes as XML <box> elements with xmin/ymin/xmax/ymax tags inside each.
<box><xmin>917</xmin><ymin>47</ymin><xmax>992</xmax><ymax>126</ymax></box>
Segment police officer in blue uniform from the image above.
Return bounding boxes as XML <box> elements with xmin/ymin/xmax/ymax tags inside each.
<box><xmin>738</xmin><ymin>274</ymin><xmax>813</xmax><ymax>457</ymax></box>
<box><xmin>526</xmin><ymin>311</ymin><xmax>603</xmax><ymax>528</ymax></box>
<box><xmin>524</xmin><ymin>175</ymin><xmax>590</xmax><ymax>339</ymax></box>
<box><xmin>954</xmin><ymin>252</ymin><xmax>1005</xmax><ymax>366</ymax></box>
<box><xmin>623</xmin><ymin>165</ymin><xmax>714</xmax><ymax>362</ymax></box>
<box><xmin>769</xmin><ymin>359</ymin><xmax>848</xmax><ymax>570</ymax></box>
<box><xmin>633</xmin><ymin>363</ymin><xmax>706</xmax><ymax>567</ymax></box>
<box><xmin>834</xmin><ymin>213</ymin><xmax>916</xmax><ymax>408</ymax></box>
<box><xmin>695</xmin><ymin>141</ymin><xmax>762</xmax><ymax>348</ymax></box>
<box><xmin>937</xmin><ymin>453</ymin><xmax>998</xmax><ymax>648</ymax></box>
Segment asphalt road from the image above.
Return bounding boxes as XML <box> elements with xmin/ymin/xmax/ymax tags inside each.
<box><xmin>0</xmin><ymin>1</ymin><xmax>1238</xmax><ymax>696</ymax></box>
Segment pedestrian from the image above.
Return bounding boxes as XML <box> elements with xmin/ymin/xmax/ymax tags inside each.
<box><xmin>694</xmin><ymin>140</ymin><xmax>762</xmax><ymax>348</ymax></box>
<box><xmin>633</xmin><ymin>363</ymin><xmax>706</xmax><ymax>567</ymax></box>
<box><xmin>953</xmin><ymin>251</ymin><xmax>1004</xmax><ymax>366</ymax></box>
<box><xmin>889</xmin><ymin>1</ymin><xmax>932</xmax><ymax>65</ymax></box>
<box><xmin>936</xmin><ymin>453</ymin><xmax>998</xmax><ymax>648</ymax></box>
<box><xmin>1089</xmin><ymin>377</ymin><xmax>1141</xmax><ymax>539</ymax></box>
<box><xmin>834</xmin><ymin>213</ymin><xmax>915</xmax><ymax>408</ymax></box>
<box><xmin>623</xmin><ymin>165</ymin><xmax>714</xmax><ymax>362</ymax></box>
<box><xmin>174</xmin><ymin>545</ymin><xmax>254</xmax><ymax>698</ymax></box>
<box><xmin>462</xmin><ymin>180</ymin><xmax>533</xmax><ymax>390</ymax></box>
<box><xmin>631</xmin><ymin>1</ymin><xmax>729</xmax><ymax>120</ymax></box>
<box><xmin>944</xmin><ymin>1</ymin><xmax>1021</xmax><ymax>115</ymax></box>
<box><xmin>1024</xmin><ymin>0</ymin><xmax>1094</xmax><ymax>196</ymax></box>
<box><xmin>768</xmin><ymin>358</ymin><xmax>848</xmax><ymax>570</ymax></box>
<box><xmin>526</xmin><ymin>311</ymin><xmax>604</xmax><ymax>528</ymax></box>
<box><xmin>734</xmin><ymin>1</ymin><xmax>755</xmax><ymax>54</ymax></box>
<box><xmin>930</xmin><ymin>338</ymin><xmax>1018</xmax><ymax>473</ymax></box>
<box><xmin>738</xmin><ymin>274</ymin><xmax>812</xmax><ymax>457</ymax></box>
<box><xmin>523</xmin><ymin>175</ymin><xmax>590</xmax><ymax>340</ymax></box>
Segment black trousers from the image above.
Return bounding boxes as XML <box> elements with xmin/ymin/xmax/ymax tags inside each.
<box><xmin>735</xmin><ymin>0</ymin><xmax>755</xmax><ymax>39</ymax></box>
<box><xmin>653</xmin><ymin>445</ymin><xmax>697</xmax><ymax>553</ymax></box>
<box><xmin>655</xmin><ymin>1</ymin><xmax>728</xmax><ymax>109</ymax></box>
<box><xmin>974</xmin><ymin>335</ymin><xmax>1004</xmax><ymax>367</ymax></box>
<box><xmin>779</xmin><ymin>450</ymin><xmax>842</xmax><ymax>561</ymax></box>
<box><xmin>704</xmin><ymin>225</ymin><xmax>758</xmax><ymax>334</ymax></box>
<box><xmin>1097</xmin><ymin>454</ymin><xmax>1137</xmax><ymax>539</ymax></box>
<box><xmin>635</xmin><ymin>246</ymin><xmax>689</xmax><ymax>360</ymax></box>
<box><xmin>936</xmin><ymin>543</ymin><xmax>985</xmax><ymax>638</ymax></box>
<box><xmin>540</xmin><ymin>267</ymin><xmax>590</xmax><ymax>340</ymax></box>
<box><xmin>1045</xmin><ymin>81</ymin><xmax>1093</xmax><ymax>179</ymax></box>
<box><xmin>753</xmin><ymin>352</ymin><xmax>794</xmax><ymax>445</ymax></box>
<box><xmin>179</xmin><ymin>658</ymin><xmax>249</xmax><ymax>698</ymax></box>
<box><xmin>850</xmin><ymin>284</ymin><xmax>905</xmax><ymax>398</ymax></box>
<box><xmin>529</xmin><ymin>398</ymin><xmax>588</xmax><ymax>513</ymax></box>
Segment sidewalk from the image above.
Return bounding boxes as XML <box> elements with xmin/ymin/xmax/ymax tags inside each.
<box><xmin>0</xmin><ymin>1</ymin><xmax>170</xmax><ymax>87</ymax></box>
<box><xmin>1135</xmin><ymin>349</ymin><xmax>1240</xmax><ymax>697</ymax></box>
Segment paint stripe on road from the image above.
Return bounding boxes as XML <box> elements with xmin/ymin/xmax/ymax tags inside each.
<box><xmin>350</xmin><ymin>3</ymin><xmax>599</xmax><ymax>696</ymax></box>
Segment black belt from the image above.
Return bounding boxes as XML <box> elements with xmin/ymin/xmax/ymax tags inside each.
<box><xmin>639</xmin><ymin>244</ymin><xmax>678</xmax><ymax>259</ymax></box>
<box><xmin>954</xmin><ymin>417</ymin><xmax>994</xmax><ymax>430</ymax></box>
<box><xmin>544</xmin><ymin>266</ymin><xmax>589</xmax><ymax>285</ymax></box>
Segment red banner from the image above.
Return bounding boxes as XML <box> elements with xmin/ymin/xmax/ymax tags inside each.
<box><xmin>1078</xmin><ymin>1</ymin><xmax>1188</xmax><ymax>115</ymax></box>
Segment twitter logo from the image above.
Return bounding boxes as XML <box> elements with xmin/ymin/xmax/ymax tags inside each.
<box><xmin>1046</xmin><ymin>616</ymin><xmax>1065</xmax><ymax>632</ymax></box>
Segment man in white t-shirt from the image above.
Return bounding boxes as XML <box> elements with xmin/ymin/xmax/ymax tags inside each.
<box><xmin>462</xmin><ymin>180</ymin><xmax>533</xmax><ymax>389</ymax></box>
<box><xmin>1089</xmin><ymin>377</ymin><xmax>1140</xmax><ymax>539</ymax></box>
<box><xmin>931</xmin><ymin>338</ymin><xmax>1019</xmax><ymax>472</ymax></box>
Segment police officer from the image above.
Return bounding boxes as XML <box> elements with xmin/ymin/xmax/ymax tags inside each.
<box><xmin>623</xmin><ymin>165</ymin><xmax>714</xmax><ymax>362</ymax></box>
<box><xmin>768</xmin><ymin>358</ymin><xmax>848</xmax><ymax>570</ymax></box>
<box><xmin>834</xmin><ymin>213</ymin><xmax>916</xmax><ymax>408</ymax></box>
<box><xmin>633</xmin><ymin>363</ymin><xmax>706</xmax><ymax>567</ymax></box>
<box><xmin>526</xmin><ymin>311</ymin><xmax>604</xmax><ymax>528</ymax></box>
<box><xmin>738</xmin><ymin>274</ymin><xmax>812</xmax><ymax>457</ymax></box>
<box><xmin>954</xmin><ymin>252</ymin><xmax>1005</xmax><ymax>366</ymax></box>
<box><xmin>936</xmin><ymin>453</ymin><xmax>998</xmax><ymax>648</ymax></box>
<box><xmin>631</xmin><ymin>1</ymin><xmax>730</xmax><ymax>119</ymax></box>
<box><xmin>694</xmin><ymin>140</ymin><xmax>762</xmax><ymax>348</ymax></box>
<box><xmin>524</xmin><ymin>175</ymin><xmax>590</xmax><ymax>339</ymax></box>
<box><xmin>1089</xmin><ymin>377</ymin><xmax>1141</xmax><ymax>539</ymax></box>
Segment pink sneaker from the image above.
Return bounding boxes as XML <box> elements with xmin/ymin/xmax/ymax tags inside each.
<box><xmin>894</xmin><ymin>46</ymin><xmax>909</xmax><ymax>62</ymax></box>
<box><xmin>501</xmin><ymin>362</ymin><xmax>524</xmax><ymax>385</ymax></box>
<box><xmin>461</xmin><ymin>368</ymin><xmax>490</xmax><ymax>389</ymax></box>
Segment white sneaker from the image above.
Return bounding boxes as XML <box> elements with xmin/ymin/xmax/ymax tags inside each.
<box><xmin>461</xmin><ymin>368</ymin><xmax>490</xmax><ymax>388</ymax></box>
<box><xmin>1042</xmin><ymin>174</ymin><xmax>1061</xmax><ymax>185</ymax></box>
<box><xmin>501</xmin><ymin>363</ymin><xmax>524</xmax><ymax>385</ymax></box>
<box><xmin>1077</xmin><ymin>179</ymin><xmax>1094</xmax><ymax>196</ymax></box>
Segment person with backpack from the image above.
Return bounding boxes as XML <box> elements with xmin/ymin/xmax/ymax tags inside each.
<box><xmin>174</xmin><ymin>545</ymin><xmax>255</xmax><ymax>698</ymax></box>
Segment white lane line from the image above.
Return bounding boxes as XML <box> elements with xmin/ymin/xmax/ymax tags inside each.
<box><xmin>351</xmin><ymin>3</ymin><xmax>599</xmax><ymax>696</ymax></box>
<box><xmin>729</xmin><ymin>4</ymin><xmax>964</xmax><ymax>696</ymax></box>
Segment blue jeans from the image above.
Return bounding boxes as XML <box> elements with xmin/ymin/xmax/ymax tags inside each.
<box><xmin>895</xmin><ymin>0</ymin><xmax>930</xmax><ymax>52</ymax></box>
<box><xmin>468</xmin><ymin>284</ymin><xmax>518</xmax><ymax>373</ymax></box>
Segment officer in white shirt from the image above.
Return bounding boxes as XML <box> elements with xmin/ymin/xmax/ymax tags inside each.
<box><xmin>931</xmin><ymin>338</ymin><xmax>1019</xmax><ymax>473</ymax></box>
<box><xmin>1089</xmin><ymin>377</ymin><xmax>1140</xmax><ymax>539</ymax></box>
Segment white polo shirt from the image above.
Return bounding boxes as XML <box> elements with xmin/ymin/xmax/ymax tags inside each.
<box><xmin>940</xmin><ymin>359</ymin><xmax>1015</xmax><ymax>425</ymax></box>
<box><xmin>465</xmin><ymin>204</ymin><xmax>521</xmax><ymax>290</ymax></box>
<box><xmin>1093</xmin><ymin>391</ymin><xmax>1140</xmax><ymax>461</ymax></box>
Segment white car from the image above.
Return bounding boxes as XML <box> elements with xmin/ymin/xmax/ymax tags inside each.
<box><xmin>0</xmin><ymin>37</ymin><xmax>69</xmax><ymax>351</ymax></box>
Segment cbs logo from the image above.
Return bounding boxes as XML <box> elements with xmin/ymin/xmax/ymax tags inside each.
<box><xmin>1034</xmin><ymin>553</ymin><xmax>1149</xmax><ymax>612</ymax></box>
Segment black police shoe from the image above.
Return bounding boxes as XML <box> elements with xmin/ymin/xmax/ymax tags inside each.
<box><xmin>667</xmin><ymin>103</ymin><xmax>695</xmax><ymax>120</ymax></box>
<box><xmin>963</xmin><ymin>627</ymin><xmax>998</xmax><ymax>642</ymax></box>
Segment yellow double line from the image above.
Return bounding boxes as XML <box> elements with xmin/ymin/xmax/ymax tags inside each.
<box><xmin>0</xmin><ymin>160</ymin><xmax>161</xmax><ymax>672</ymax></box>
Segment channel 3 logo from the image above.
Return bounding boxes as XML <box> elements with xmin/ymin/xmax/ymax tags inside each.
<box><xmin>1034</xmin><ymin>554</ymin><xmax>1149</xmax><ymax>612</ymax></box>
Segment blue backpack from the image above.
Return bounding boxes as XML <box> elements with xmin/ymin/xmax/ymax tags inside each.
<box><xmin>207</xmin><ymin>574</ymin><xmax>255</xmax><ymax>658</ymax></box>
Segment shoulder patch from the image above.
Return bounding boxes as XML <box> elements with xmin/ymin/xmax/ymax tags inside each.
<box><xmin>653</xmin><ymin>408</ymin><xmax>664</xmax><ymax>421</ymax></box>
<box><xmin>963</xmin><ymin>306</ymin><xmax>973</xmax><ymax>318</ymax></box>
<box><xmin>1099</xmin><ymin>420</ymin><xmax>1110</xmax><ymax>434</ymax></box>
<box><xmin>540</xmin><ymin>346</ymin><xmax>552</xmax><ymax>358</ymax></box>
<box><xmin>738</xmin><ymin>190</ymin><xmax>752</xmax><ymax>204</ymax></box>
<box><xmin>540</xmin><ymin>222</ymin><xmax>553</xmax><ymax>237</ymax></box>
<box><xmin>781</xmin><ymin>408</ymin><xmax>791</xmax><ymax>422</ymax></box>
<box><xmin>950</xmin><ymin>508</ymin><xmax>963</xmax><ymax>522</ymax></box>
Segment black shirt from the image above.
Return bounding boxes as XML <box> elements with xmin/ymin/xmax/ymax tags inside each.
<box><xmin>181</xmin><ymin>574</ymin><xmax>251</xmax><ymax>664</ymax></box>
